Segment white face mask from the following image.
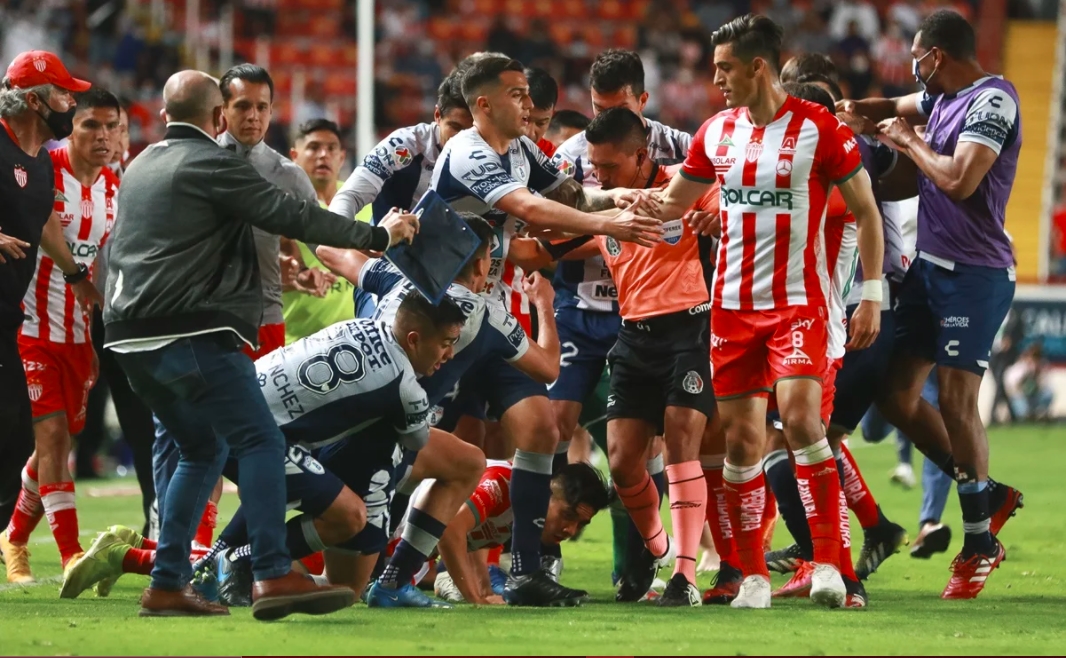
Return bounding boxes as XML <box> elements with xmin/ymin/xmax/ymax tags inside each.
<box><xmin>912</xmin><ymin>50</ymin><xmax>937</xmax><ymax>90</ymax></box>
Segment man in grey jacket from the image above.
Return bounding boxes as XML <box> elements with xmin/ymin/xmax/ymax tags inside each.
<box><xmin>102</xmin><ymin>70</ymin><xmax>417</xmax><ymax>620</ymax></box>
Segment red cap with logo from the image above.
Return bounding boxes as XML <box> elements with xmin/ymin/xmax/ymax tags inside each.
<box><xmin>5</xmin><ymin>51</ymin><xmax>91</xmax><ymax>93</ymax></box>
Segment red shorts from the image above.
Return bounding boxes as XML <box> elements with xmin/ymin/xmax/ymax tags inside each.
<box><xmin>242</xmin><ymin>323</ymin><xmax>286</xmax><ymax>361</ymax></box>
<box><xmin>710</xmin><ymin>305</ymin><xmax>829</xmax><ymax>399</ymax></box>
<box><xmin>820</xmin><ymin>357</ymin><xmax>844</xmax><ymax>427</ymax></box>
<box><xmin>18</xmin><ymin>335</ymin><xmax>96</xmax><ymax>435</ymax></box>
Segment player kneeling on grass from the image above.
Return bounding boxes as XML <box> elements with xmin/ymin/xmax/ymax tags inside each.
<box><xmin>61</xmin><ymin>281</ymin><xmax>461</xmax><ymax>609</ymax></box>
<box><xmin>428</xmin><ymin>461</ymin><xmax>611</xmax><ymax>605</ymax></box>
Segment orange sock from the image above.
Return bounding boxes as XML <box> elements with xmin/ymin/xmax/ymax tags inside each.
<box><xmin>616</xmin><ymin>473</ymin><xmax>668</xmax><ymax>558</ymax></box>
<box><xmin>666</xmin><ymin>461</ymin><xmax>706</xmax><ymax>584</ymax></box>
<box><xmin>487</xmin><ymin>545</ymin><xmax>503</xmax><ymax>566</ymax></box>
<box><xmin>40</xmin><ymin>481</ymin><xmax>82</xmax><ymax>567</ymax></box>
<box><xmin>122</xmin><ymin>547</ymin><xmax>155</xmax><ymax>575</ymax></box>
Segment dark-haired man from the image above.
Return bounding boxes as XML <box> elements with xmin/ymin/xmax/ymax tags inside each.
<box><xmin>5</xmin><ymin>86</ymin><xmax>117</xmax><ymax>587</ymax></box>
<box><xmin>548</xmin><ymin>49</ymin><xmax>692</xmax><ymax>601</ymax></box>
<box><xmin>523</xmin><ymin>67</ymin><xmax>557</xmax><ymax>155</ymax></box>
<box><xmin>429</xmin><ymin>461</ymin><xmax>611</xmax><ymax>605</ymax></box>
<box><xmin>284</xmin><ymin>118</ymin><xmax>354</xmax><ymax>345</ymax></box>
<box><xmin>545</xmin><ymin>110</ymin><xmax>589</xmax><ymax>150</ymax></box>
<box><xmin>218</xmin><ymin>64</ymin><xmax>320</xmax><ymax>360</ymax></box>
<box><xmin>642</xmin><ymin>14</ymin><xmax>885</xmax><ymax>609</ymax></box>
<box><xmin>843</xmin><ymin>9</ymin><xmax>1023</xmax><ymax>599</ymax></box>
<box><xmin>431</xmin><ymin>53</ymin><xmax>661</xmax><ymax>607</ymax></box>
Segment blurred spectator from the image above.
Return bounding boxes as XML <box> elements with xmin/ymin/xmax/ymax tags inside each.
<box><xmin>521</xmin><ymin>19</ymin><xmax>557</xmax><ymax>69</ymax></box>
<box><xmin>791</xmin><ymin>11</ymin><xmax>835</xmax><ymax>60</ymax></box>
<box><xmin>829</xmin><ymin>0</ymin><xmax>880</xmax><ymax>43</ymax></box>
<box><xmin>887</xmin><ymin>0</ymin><xmax>924</xmax><ymax>36</ymax></box>
<box><xmin>487</xmin><ymin>15</ymin><xmax>523</xmax><ymax>58</ymax></box>
<box><xmin>989</xmin><ymin>308</ymin><xmax>1025</xmax><ymax>424</ymax></box>
<box><xmin>241</xmin><ymin>0</ymin><xmax>277</xmax><ymax>38</ymax></box>
<box><xmin>836</xmin><ymin>22</ymin><xmax>874</xmax><ymax>99</ymax></box>
<box><xmin>872</xmin><ymin>20</ymin><xmax>914</xmax><ymax>96</ymax></box>
<box><xmin>1004</xmin><ymin>342</ymin><xmax>1055</xmax><ymax>422</ymax></box>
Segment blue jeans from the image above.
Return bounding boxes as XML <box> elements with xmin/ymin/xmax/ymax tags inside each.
<box><xmin>114</xmin><ymin>333</ymin><xmax>291</xmax><ymax>589</ymax></box>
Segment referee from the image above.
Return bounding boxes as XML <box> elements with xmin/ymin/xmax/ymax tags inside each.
<box><xmin>0</xmin><ymin>51</ymin><xmax>94</xmax><ymax>539</ymax></box>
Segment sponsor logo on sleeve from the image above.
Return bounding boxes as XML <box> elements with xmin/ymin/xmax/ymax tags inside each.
<box><xmin>506</xmin><ymin>324</ymin><xmax>525</xmax><ymax>349</ymax></box>
<box><xmin>393</xmin><ymin>146</ymin><xmax>413</xmax><ymax>167</ymax></box>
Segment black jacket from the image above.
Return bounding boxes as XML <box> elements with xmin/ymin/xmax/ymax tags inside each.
<box><xmin>103</xmin><ymin>124</ymin><xmax>389</xmax><ymax>348</ymax></box>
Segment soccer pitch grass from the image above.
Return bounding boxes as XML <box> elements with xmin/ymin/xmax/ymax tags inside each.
<box><xmin>3</xmin><ymin>426</ymin><xmax>1065</xmax><ymax>656</ymax></box>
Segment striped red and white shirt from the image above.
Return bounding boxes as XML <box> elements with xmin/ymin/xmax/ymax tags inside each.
<box><xmin>20</xmin><ymin>146</ymin><xmax>117</xmax><ymax>344</ymax></box>
<box><xmin>680</xmin><ymin>96</ymin><xmax>862</xmax><ymax>312</ymax></box>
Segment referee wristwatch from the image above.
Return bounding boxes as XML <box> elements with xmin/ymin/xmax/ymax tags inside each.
<box><xmin>63</xmin><ymin>263</ymin><xmax>90</xmax><ymax>285</ymax></box>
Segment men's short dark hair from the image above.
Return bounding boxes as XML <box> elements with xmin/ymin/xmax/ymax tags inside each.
<box><xmin>460</xmin><ymin>55</ymin><xmax>524</xmax><ymax>108</ymax></box>
<box><xmin>589</xmin><ymin>49</ymin><xmax>645</xmax><ymax>96</ymax></box>
<box><xmin>552</xmin><ymin>462</ymin><xmax>612</xmax><ymax>512</ymax></box>
<box><xmin>219</xmin><ymin>64</ymin><xmax>275</xmax><ymax>102</ymax></box>
<box><xmin>74</xmin><ymin>87</ymin><xmax>122</xmax><ymax>114</ymax></box>
<box><xmin>917</xmin><ymin>10</ymin><xmax>976</xmax><ymax>60</ymax></box>
<box><xmin>457</xmin><ymin>213</ymin><xmax>495</xmax><ymax>279</ymax></box>
<box><xmin>711</xmin><ymin>14</ymin><xmax>784</xmax><ymax>72</ymax></box>
<box><xmin>793</xmin><ymin>73</ymin><xmax>844</xmax><ymax>103</ymax></box>
<box><xmin>584</xmin><ymin>107</ymin><xmax>647</xmax><ymax>152</ymax></box>
<box><xmin>295</xmin><ymin>118</ymin><xmax>342</xmax><ymax>143</ymax></box>
<box><xmin>397</xmin><ymin>289</ymin><xmax>467</xmax><ymax>334</ymax></box>
<box><xmin>781</xmin><ymin>53</ymin><xmax>838</xmax><ymax>84</ymax></box>
<box><xmin>436</xmin><ymin>72</ymin><xmax>469</xmax><ymax>116</ymax></box>
<box><xmin>783</xmin><ymin>82</ymin><xmax>835</xmax><ymax>114</ymax></box>
<box><xmin>524</xmin><ymin>67</ymin><xmax>558</xmax><ymax>111</ymax></box>
<box><xmin>547</xmin><ymin>109</ymin><xmax>589</xmax><ymax>134</ymax></box>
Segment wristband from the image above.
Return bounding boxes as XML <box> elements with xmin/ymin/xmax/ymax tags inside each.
<box><xmin>861</xmin><ymin>278</ymin><xmax>883</xmax><ymax>303</ymax></box>
<box><xmin>63</xmin><ymin>263</ymin><xmax>89</xmax><ymax>284</ymax></box>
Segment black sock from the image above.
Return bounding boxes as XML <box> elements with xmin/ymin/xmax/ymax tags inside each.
<box><xmin>919</xmin><ymin>445</ymin><xmax>956</xmax><ymax>478</ymax></box>
<box><xmin>509</xmin><ymin>450</ymin><xmax>554</xmax><ymax>576</ymax></box>
<box><xmin>379</xmin><ymin>508</ymin><xmax>446</xmax><ymax>588</ymax></box>
<box><xmin>541</xmin><ymin>542</ymin><xmax>562</xmax><ymax>560</ymax></box>
<box><xmin>232</xmin><ymin>544</ymin><xmax>252</xmax><ymax>561</ymax></box>
<box><xmin>552</xmin><ymin>440</ymin><xmax>570</xmax><ymax>474</ymax></box>
<box><xmin>958</xmin><ymin>479</ymin><xmax>994</xmax><ymax>554</ymax></box>
<box><xmin>217</xmin><ymin>506</ymin><xmax>248</xmax><ymax>548</ymax></box>
<box><xmin>194</xmin><ymin>537</ymin><xmax>229</xmax><ymax>571</ymax></box>
<box><xmin>764</xmin><ymin>450</ymin><xmax>813</xmax><ymax>558</ymax></box>
<box><xmin>284</xmin><ymin>514</ymin><xmax>325</xmax><ymax>561</ymax></box>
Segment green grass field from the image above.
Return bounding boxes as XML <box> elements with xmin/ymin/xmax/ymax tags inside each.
<box><xmin>3</xmin><ymin>425</ymin><xmax>1065</xmax><ymax>656</ymax></box>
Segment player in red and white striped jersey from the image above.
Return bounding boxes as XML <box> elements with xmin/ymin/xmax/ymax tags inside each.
<box><xmin>7</xmin><ymin>89</ymin><xmax>120</xmax><ymax>585</ymax></box>
<box><xmin>636</xmin><ymin>15</ymin><xmax>884</xmax><ymax>610</ymax></box>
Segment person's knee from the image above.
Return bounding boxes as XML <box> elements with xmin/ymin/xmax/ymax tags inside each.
<box><xmin>507</xmin><ymin>401</ymin><xmax>559</xmax><ymax>453</ymax></box>
<box><xmin>324</xmin><ymin>490</ymin><xmax>367</xmax><ymax>544</ymax></box>
<box><xmin>34</xmin><ymin>416</ymin><xmax>70</xmax><ymax>455</ymax></box>
<box><xmin>450</xmin><ymin>442</ymin><xmax>486</xmax><ymax>490</ymax></box>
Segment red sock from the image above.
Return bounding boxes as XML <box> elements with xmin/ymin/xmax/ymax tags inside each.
<box><xmin>121</xmin><ymin>547</ymin><xmax>155</xmax><ymax>575</ymax></box>
<box><xmin>761</xmin><ymin>484</ymin><xmax>778</xmax><ymax>551</ymax></box>
<box><xmin>666</xmin><ymin>461</ymin><xmax>706</xmax><ymax>585</ymax></box>
<box><xmin>838</xmin><ymin>444</ymin><xmax>881</xmax><ymax>529</ymax></box>
<box><xmin>723</xmin><ymin>461</ymin><xmax>770</xmax><ymax>579</ymax></box>
<box><xmin>794</xmin><ymin>440</ymin><xmax>843</xmax><ymax>569</ymax></box>
<box><xmin>300</xmin><ymin>551</ymin><xmax>325</xmax><ymax>576</ymax></box>
<box><xmin>837</xmin><ymin>489</ymin><xmax>858</xmax><ymax>580</ymax></box>
<box><xmin>140</xmin><ymin>537</ymin><xmax>157</xmax><ymax>550</ymax></box>
<box><xmin>616</xmin><ymin>473</ymin><xmax>669</xmax><ymax>558</ymax></box>
<box><xmin>39</xmin><ymin>481</ymin><xmax>82</xmax><ymax>566</ymax></box>
<box><xmin>194</xmin><ymin>500</ymin><xmax>218</xmax><ymax>547</ymax></box>
<box><xmin>702</xmin><ymin>466</ymin><xmax>737</xmax><ymax>568</ymax></box>
<box><xmin>5</xmin><ymin>463</ymin><xmax>44</xmax><ymax>545</ymax></box>
<box><xmin>487</xmin><ymin>545</ymin><xmax>503</xmax><ymax>566</ymax></box>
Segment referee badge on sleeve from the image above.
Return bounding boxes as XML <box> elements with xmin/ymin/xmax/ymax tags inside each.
<box><xmin>682</xmin><ymin>370</ymin><xmax>704</xmax><ymax>394</ymax></box>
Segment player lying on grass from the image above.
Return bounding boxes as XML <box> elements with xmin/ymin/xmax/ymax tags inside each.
<box><xmin>423</xmin><ymin>461</ymin><xmax>611</xmax><ymax>605</ymax></box>
<box><xmin>61</xmin><ymin>278</ymin><xmax>464</xmax><ymax>608</ymax></box>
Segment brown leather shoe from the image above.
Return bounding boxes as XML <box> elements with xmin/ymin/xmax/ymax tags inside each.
<box><xmin>139</xmin><ymin>585</ymin><xmax>230</xmax><ymax>617</ymax></box>
<box><xmin>251</xmin><ymin>570</ymin><xmax>355</xmax><ymax>621</ymax></box>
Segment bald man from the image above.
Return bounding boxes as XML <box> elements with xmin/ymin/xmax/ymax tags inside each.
<box><xmin>100</xmin><ymin>70</ymin><xmax>417</xmax><ymax>619</ymax></box>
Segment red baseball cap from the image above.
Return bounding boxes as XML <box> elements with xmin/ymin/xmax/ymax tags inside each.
<box><xmin>6</xmin><ymin>51</ymin><xmax>91</xmax><ymax>93</ymax></box>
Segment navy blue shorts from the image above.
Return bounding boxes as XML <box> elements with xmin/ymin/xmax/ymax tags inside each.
<box><xmin>894</xmin><ymin>257</ymin><xmax>1015</xmax><ymax>375</ymax></box>
<box><xmin>430</xmin><ymin>383</ymin><xmax>486</xmax><ymax>432</ymax></box>
<box><xmin>314</xmin><ymin>426</ymin><xmax>403</xmax><ymax>555</ymax></box>
<box><xmin>548</xmin><ymin>307</ymin><xmax>621</xmax><ymax>403</ymax></box>
<box><xmin>353</xmin><ymin>288</ymin><xmax>377</xmax><ymax>319</ymax></box>
<box><xmin>220</xmin><ymin>444</ymin><xmax>345</xmax><ymax>517</ymax></box>
<box><xmin>830</xmin><ymin>307</ymin><xmax>896</xmax><ymax>433</ymax></box>
<box><xmin>459</xmin><ymin>355</ymin><xmax>547</xmax><ymax>420</ymax></box>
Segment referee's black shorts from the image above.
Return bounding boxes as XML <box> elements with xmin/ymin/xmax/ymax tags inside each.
<box><xmin>605</xmin><ymin>306</ymin><xmax>714</xmax><ymax>434</ymax></box>
<box><xmin>0</xmin><ymin>326</ymin><xmax>35</xmax><ymax>526</ymax></box>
